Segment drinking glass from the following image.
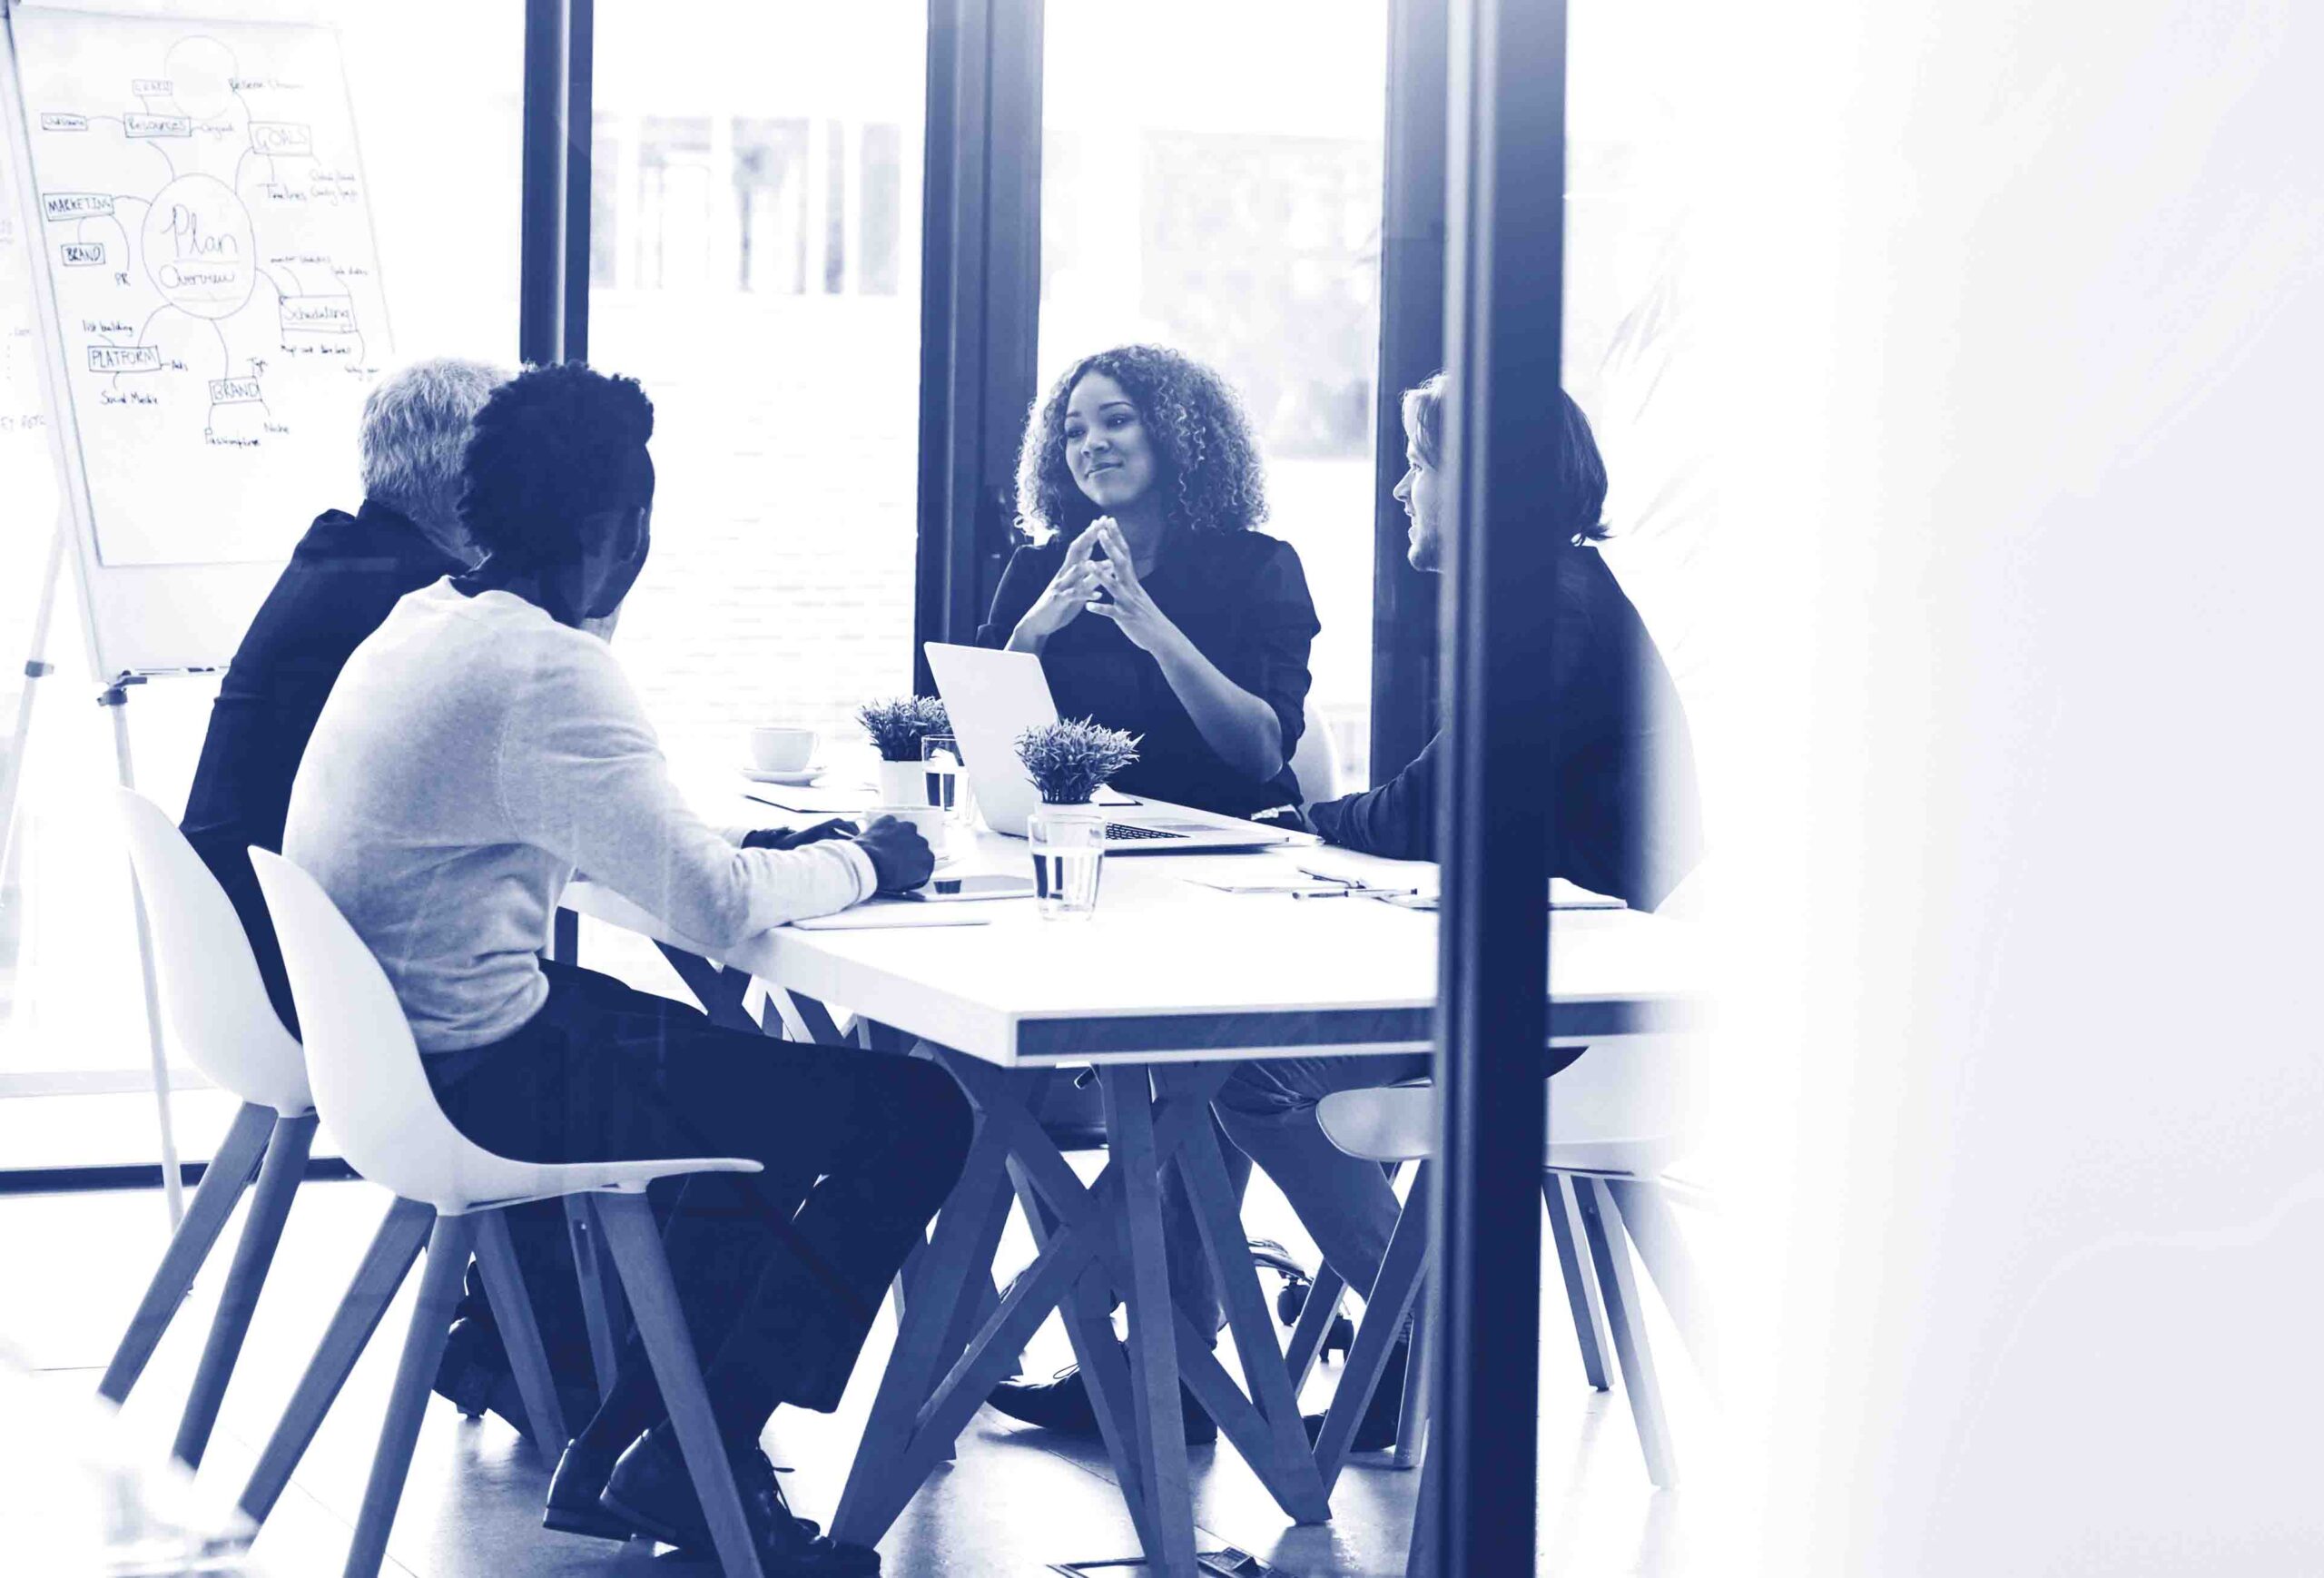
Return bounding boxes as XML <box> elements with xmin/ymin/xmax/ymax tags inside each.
<box><xmin>921</xmin><ymin>734</ymin><xmax>973</xmax><ymax>827</ymax></box>
<box><xmin>1027</xmin><ymin>805</ymin><xmax>1106</xmax><ymax>920</ymax></box>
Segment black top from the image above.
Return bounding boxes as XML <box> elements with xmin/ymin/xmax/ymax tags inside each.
<box><xmin>1307</xmin><ymin>542</ymin><xmax>1703</xmax><ymax>912</ymax></box>
<box><xmin>976</xmin><ymin>530</ymin><xmax>1321</xmax><ymax>817</ymax></box>
<box><xmin>180</xmin><ymin>500</ymin><xmax>466</xmax><ymax>1032</ymax></box>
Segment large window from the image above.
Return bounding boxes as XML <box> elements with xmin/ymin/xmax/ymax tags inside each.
<box><xmin>588</xmin><ymin>2</ymin><xmax>925</xmax><ymax>765</ymax></box>
<box><xmin>1037</xmin><ymin>0</ymin><xmax>1388</xmax><ymax>792</ymax></box>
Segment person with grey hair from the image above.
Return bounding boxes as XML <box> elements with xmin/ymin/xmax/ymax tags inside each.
<box><xmin>181</xmin><ymin>355</ymin><xmax>508</xmax><ymax>1032</ymax></box>
<box><xmin>352</xmin><ymin>355</ymin><xmax>507</xmax><ymax>562</ymax></box>
<box><xmin>179</xmin><ymin>354</ymin><xmax>582</xmax><ymax>1443</ymax></box>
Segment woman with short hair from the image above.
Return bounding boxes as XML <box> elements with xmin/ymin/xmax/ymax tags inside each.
<box><xmin>978</xmin><ymin>343</ymin><xmax>1322</xmax><ymax>816</ymax></box>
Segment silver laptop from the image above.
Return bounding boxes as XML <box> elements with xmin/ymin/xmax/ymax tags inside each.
<box><xmin>924</xmin><ymin>643</ymin><xmax>1295</xmax><ymax>854</ymax></box>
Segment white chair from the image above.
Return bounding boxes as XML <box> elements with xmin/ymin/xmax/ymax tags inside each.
<box><xmin>240</xmin><ymin>849</ymin><xmax>774</xmax><ymax>1578</ymax></box>
<box><xmin>1289</xmin><ymin>695</ymin><xmax>1344</xmax><ymax>809</ymax></box>
<box><xmin>100</xmin><ymin>789</ymin><xmax>318</xmax><ymax>1471</ymax></box>
<box><xmin>1309</xmin><ymin>1046</ymin><xmax>1709</xmax><ymax>1491</ymax></box>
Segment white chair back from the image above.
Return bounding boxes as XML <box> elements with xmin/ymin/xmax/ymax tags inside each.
<box><xmin>1316</xmin><ymin>1037</ymin><xmax>1699</xmax><ymax>1176</ymax></box>
<box><xmin>1289</xmin><ymin>695</ymin><xmax>1344</xmax><ymax>809</ymax></box>
<box><xmin>249</xmin><ymin>849</ymin><xmax>758</xmax><ymax>1215</ymax></box>
<box><xmin>112</xmin><ymin>789</ymin><xmax>310</xmax><ymax>1115</ymax></box>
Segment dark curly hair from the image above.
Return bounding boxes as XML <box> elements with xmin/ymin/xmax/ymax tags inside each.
<box><xmin>1015</xmin><ymin>344</ymin><xmax>1267</xmax><ymax>541</ymax></box>
<box><xmin>458</xmin><ymin>361</ymin><xmax>655</xmax><ymax>567</ymax></box>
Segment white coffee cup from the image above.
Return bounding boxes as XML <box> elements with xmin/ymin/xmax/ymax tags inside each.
<box><xmin>869</xmin><ymin>804</ymin><xmax>947</xmax><ymax>853</ymax></box>
<box><xmin>747</xmin><ymin>726</ymin><xmax>818</xmax><ymax>774</ymax></box>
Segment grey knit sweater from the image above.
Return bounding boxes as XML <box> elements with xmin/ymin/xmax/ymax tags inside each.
<box><xmin>285</xmin><ymin>580</ymin><xmax>872</xmax><ymax>1052</ymax></box>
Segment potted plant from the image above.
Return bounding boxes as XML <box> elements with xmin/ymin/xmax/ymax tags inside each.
<box><xmin>1014</xmin><ymin>716</ymin><xmax>1140</xmax><ymax>809</ymax></box>
<box><xmin>1014</xmin><ymin>718</ymin><xmax>1140</xmax><ymax>918</ymax></box>
<box><xmin>858</xmin><ymin>695</ymin><xmax>952</xmax><ymax>804</ymax></box>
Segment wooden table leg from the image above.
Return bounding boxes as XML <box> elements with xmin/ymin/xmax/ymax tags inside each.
<box><xmin>655</xmin><ymin>943</ymin><xmax>762</xmax><ymax>1034</ymax></box>
<box><xmin>1101</xmin><ymin>1064</ymin><xmax>1200</xmax><ymax>1578</ymax></box>
<box><xmin>1164</xmin><ymin>1068</ymin><xmax>1332</xmax><ymax>1523</ymax></box>
<box><xmin>766</xmin><ymin>985</ymin><xmax>846</xmax><ymax>1047</ymax></box>
<box><xmin>832</xmin><ymin>1114</ymin><xmax>1020</xmax><ymax>1545</ymax></box>
<box><xmin>833</xmin><ymin>1049</ymin><xmax>1296</xmax><ymax>1572</ymax></box>
<box><xmin>1285</xmin><ymin>1262</ymin><xmax>1349</xmax><ymax>1396</ymax></box>
<box><xmin>1006</xmin><ymin>1155</ymin><xmax>1158</xmax><ymax>1554</ymax></box>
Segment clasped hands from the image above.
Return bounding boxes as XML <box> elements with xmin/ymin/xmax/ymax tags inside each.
<box><xmin>1020</xmin><ymin>518</ymin><xmax>1181</xmax><ymax>655</ymax></box>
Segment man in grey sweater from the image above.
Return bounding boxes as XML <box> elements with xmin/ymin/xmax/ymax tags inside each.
<box><xmin>285</xmin><ymin>362</ymin><xmax>960</xmax><ymax>1576</ymax></box>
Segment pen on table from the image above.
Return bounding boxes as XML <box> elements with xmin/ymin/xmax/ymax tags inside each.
<box><xmin>1292</xmin><ymin>882</ymin><xmax>1424</xmax><ymax>901</ymax></box>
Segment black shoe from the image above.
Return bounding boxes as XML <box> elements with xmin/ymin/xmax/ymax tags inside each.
<box><xmin>544</xmin><ymin>1437</ymin><xmax>635</xmax><ymax>1543</ymax></box>
<box><xmin>432</xmin><ymin>1317</ymin><xmax>507</xmax><ymax>1420</ymax></box>
<box><xmin>987</xmin><ymin>1362</ymin><xmax>1219</xmax><ymax>1446</ymax></box>
<box><xmin>599</xmin><ymin>1422</ymin><xmax>876</xmax><ymax>1575</ymax></box>
<box><xmin>1302</xmin><ymin>1339</ymin><xmax>1409</xmax><ymax>1455</ymax></box>
<box><xmin>546</xmin><ymin>1432</ymin><xmax>823</xmax><ymax>1552</ymax></box>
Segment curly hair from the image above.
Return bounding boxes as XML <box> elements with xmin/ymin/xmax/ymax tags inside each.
<box><xmin>1015</xmin><ymin>345</ymin><xmax>1267</xmax><ymax>541</ymax></box>
<box><xmin>458</xmin><ymin>362</ymin><xmax>655</xmax><ymax>567</ymax></box>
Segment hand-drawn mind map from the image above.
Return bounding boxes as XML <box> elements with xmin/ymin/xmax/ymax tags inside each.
<box><xmin>15</xmin><ymin>17</ymin><xmax>389</xmax><ymax>566</ymax></box>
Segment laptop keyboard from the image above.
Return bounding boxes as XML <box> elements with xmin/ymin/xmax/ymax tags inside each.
<box><xmin>1105</xmin><ymin>823</ymin><xmax>1187</xmax><ymax>842</ymax></box>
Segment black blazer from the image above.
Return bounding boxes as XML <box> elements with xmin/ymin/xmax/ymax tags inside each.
<box><xmin>1307</xmin><ymin>542</ymin><xmax>1703</xmax><ymax>912</ymax></box>
<box><xmin>977</xmin><ymin>529</ymin><xmax>1321</xmax><ymax>817</ymax></box>
<box><xmin>179</xmin><ymin>500</ymin><xmax>465</xmax><ymax>1031</ymax></box>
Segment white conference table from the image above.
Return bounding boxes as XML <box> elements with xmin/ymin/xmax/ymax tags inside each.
<box><xmin>561</xmin><ymin>790</ymin><xmax>1703</xmax><ymax>1576</ymax></box>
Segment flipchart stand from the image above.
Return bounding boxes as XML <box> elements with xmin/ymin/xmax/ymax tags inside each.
<box><xmin>2</xmin><ymin>6</ymin><xmax>186</xmax><ymax>1226</ymax></box>
<box><xmin>0</xmin><ymin>521</ymin><xmax>190</xmax><ymax>1229</ymax></box>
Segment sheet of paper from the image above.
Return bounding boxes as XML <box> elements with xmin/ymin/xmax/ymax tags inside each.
<box><xmin>789</xmin><ymin>902</ymin><xmax>995</xmax><ymax>932</ymax></box>
<box><xmin>743</xmin><ymin>785</ymin><xmax>876</xmax><ymax>816</ymax></box>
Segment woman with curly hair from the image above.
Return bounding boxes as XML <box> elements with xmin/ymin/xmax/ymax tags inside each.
<box><xmin>976</xmin><ymin>344</ymin><xmax>1321</xmax><ymax>816</ymax></box>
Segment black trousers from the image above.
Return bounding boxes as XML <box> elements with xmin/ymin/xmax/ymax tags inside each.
<box><xmin>427</xmin><ymin>962</ymin><xmax>972</xmax><ymax>1419</ymax></box>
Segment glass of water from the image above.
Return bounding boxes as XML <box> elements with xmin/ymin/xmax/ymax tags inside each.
<box><xmin>1027</xmin><ymin>805</ymin><xmax>1106</xmax><ymax>921</ymax></box>
<box><xmin>921</xmin><ymin>734</ymin><xmax>972</xmax><ymax>827</ymax></box>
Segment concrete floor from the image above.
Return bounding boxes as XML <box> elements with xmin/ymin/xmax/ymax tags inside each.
<box><xmin>0</xmin><ymin>1164</ymin><xmax>1705</xmax><ymax>1576</ymax></box>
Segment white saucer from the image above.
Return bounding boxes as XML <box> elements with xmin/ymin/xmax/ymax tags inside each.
<box><xmin>741</xmin><ymin>765</ymin><xmax>824</xmax><ymax>786</ymax></box>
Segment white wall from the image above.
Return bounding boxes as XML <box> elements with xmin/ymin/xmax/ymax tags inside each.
<box><xmin>1699</xmin><ymin>2</ymin><xmax>2324</xmax><ymax>1572</ymax></box>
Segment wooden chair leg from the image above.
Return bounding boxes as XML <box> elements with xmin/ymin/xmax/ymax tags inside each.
<box><xmin>1602</xmin><ymin>1176</ymin><xmax>1714</xmax><ymax>1387</ymax></box>
<box><xmin>173</xmin><ymin>1110</ymin><xmax>316</xmax><ymax>1466</ymax></box>
<box><xmin>1544</xmin><ymin>1172</ymin><xmax>1612</xmax><ymax>1391</ymax></box>
<box><xmin>238</xmin><ymin>1197</ymin><xmax>434</xmax><ymax>1525</ymax></box>
<box><xmin>1573</xmin><ymin>1176</ymin><xmax>1676</xmax><ymax>1487</ymax></box>
<box><xmin>592</xmin><ymin>1192</ymin><xmax>767</xmax><ymax>1578</ymax></box>
<box><xmin>1406</xmin><ymin>1415</ymin><xmax>1443</xmax><ymax>1578</ymax></box>
<box><xmin>564</xmin><ymin>1195</ymin><xmax>624</xmax><ymax>1404</ymax></box>
<box><xmin>1315</xmin><ymin>1164</ymin><xmax>1433</xmax><ymax>1494</ymax></box>
<box><xmin>342</xmin><ymin>1211</ymin><xmax>475</xmax><ymax>1578</ymax></box>
<box><xmin>1392</xmin><ymin>1273</ymin><xmax>1431</xmax><ymax>1470</ymax></box>
<box><xmin>472</xmin><ymin>1208</ymin><xmax>569</xmax><ymax>1462</ymax></box>
<box><xmin>99</xmin><ymin>1100</ymin><xmax>273</xmax><ymax>1405</ymax></box>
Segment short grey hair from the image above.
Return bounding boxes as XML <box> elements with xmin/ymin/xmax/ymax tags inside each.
<box><xmin>359</xmin><ymin>358</ymin><xmax>508</xmax><ymax>558</ymax></box>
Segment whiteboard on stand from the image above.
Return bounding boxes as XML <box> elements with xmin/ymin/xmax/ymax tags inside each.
<box><xmin>1</xmin><ymin>5</ymin><xmax>391</xmax><ymax>678</ymax></box>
